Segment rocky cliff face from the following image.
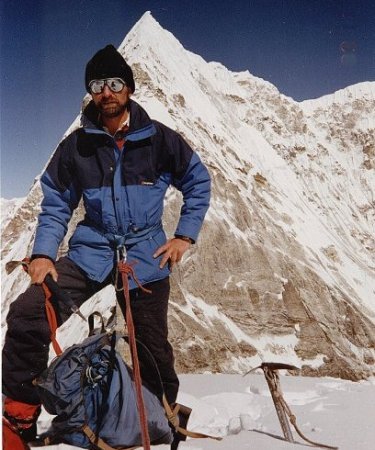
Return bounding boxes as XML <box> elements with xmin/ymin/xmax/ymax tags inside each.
<box><xmin>1</xmin><ymin>12</ymin><xmax>374</xmax><ymax>380</ymax></box>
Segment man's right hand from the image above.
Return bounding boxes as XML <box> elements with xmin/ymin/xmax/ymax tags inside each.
<box><xmin>28</xmin><ymin>258</ymin><xmax>58</xmax><ymax>285</ymax></box>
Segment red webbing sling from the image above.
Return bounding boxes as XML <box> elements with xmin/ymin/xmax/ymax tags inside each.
<box><xmin>41</xmin><ymin>283</ymin><xmax>63</xmax><ymax>356</ymax></box>
<box><xmin>20</xmin><ymin>258</ymin><xmax>62</xmax><ymax>356</ymax></box>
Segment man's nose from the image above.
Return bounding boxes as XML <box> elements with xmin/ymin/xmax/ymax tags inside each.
<box><xmin>102</xmin><ymin>84</ymin><xmax>112</xmax><ymax>96</ymax></box>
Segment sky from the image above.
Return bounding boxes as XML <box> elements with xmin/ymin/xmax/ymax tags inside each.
<box><xmin>1</xmin><ymin>0</ymin><xmax>374</xmax><ymax>199</ymax></box>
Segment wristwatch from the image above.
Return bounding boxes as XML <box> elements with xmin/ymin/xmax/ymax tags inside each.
<box><xmin>174</xmin><ymin>235</ymin><xmax>194</xmax><ymax>244</ymax></box>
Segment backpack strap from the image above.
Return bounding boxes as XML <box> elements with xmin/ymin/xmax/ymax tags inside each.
<box><xmin>87</xmin><ymin>311</ymin><xmax>106</xmax><ymax>336</ymax></box>
<box><xmin>82</xmin><ymin>395</ymin><xmax>221</xmax><ymax>450</ymax></box>
<box><xmin>162</xmin><ymin>395</ymin><xmax>222</xmax><ymax>442</ymax></box>
<box><xmin>118</xmin><ymin>334</ymin><xmax>221</xmax><ymax>445</ymax></box>
<box><xmin>82</xmin><ymin>424</ymin><xmax>139</xmax><ymax>450</ymax></box>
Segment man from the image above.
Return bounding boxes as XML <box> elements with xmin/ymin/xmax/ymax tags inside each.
<box><xmin>2</xmin><ymin>44</ymin><xmax>211</xmax><ymax>443</ymax></box>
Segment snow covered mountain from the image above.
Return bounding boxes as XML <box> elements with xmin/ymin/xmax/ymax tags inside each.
<box><xmin>1</xmin><ymin>11</ymin><xmax>374</xmax><ymax>380</ymax></box>
<box><xmin>0</xmin><ymin>197</ymin><xmax>25</xmax><ymax>232</ymax></box>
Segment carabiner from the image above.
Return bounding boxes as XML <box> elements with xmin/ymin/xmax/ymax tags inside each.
<box><xmin>116</xmin><ymin>245</ymin><xmax>127</xmax><ymax>263</ymax></box>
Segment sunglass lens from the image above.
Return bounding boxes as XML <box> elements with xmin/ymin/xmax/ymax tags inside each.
<box><xmin>108</xmin><ymin>79</ymin><xmax>124</xmax><ymax>92</ymax></box>
<box><xmin>90</xmin><ymin>80</ymin><xmax>105</xmax><ymax>94</ymax></box>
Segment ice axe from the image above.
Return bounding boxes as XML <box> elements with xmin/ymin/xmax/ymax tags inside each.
<box><xmin>244</xmin><ymin>362</ymin><xmax>338</xmax><ymax>449</ymax></box>
<box><xmin>245</xmin><ymin>362</ymin><xmax>298</xmax><ymax>442</ymax></box>
<box><xmin>5</xmin><ymin>259</ymin><xmax>86</xmax><ymax>321</ymax></box>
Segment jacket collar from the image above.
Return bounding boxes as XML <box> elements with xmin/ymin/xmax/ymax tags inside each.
<box><xmin>81</xmin><ymin>99</ymin><xmax>155</xmax><ymax>140</ymax></box>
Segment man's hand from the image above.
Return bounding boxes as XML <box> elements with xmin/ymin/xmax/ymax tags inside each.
<box><xmin>153</xmin><ymin>238</ymin><xmax>191</xmax><ymax>270</ymax></box>
<box><xmin>28</xmin><ymin>258</ymin><xmax>58</xmax><ymax>285</ymax></box>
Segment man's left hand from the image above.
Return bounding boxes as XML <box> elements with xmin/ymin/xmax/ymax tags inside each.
<box><xmin>153</xmin><ymin>238</ymin><xmax>192</xmax><ymax>270</ymax></box>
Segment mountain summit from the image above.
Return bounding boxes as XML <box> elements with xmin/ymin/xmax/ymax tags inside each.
<box><xmin>2</xmin><ymin>13</ymin><xmax>374</xmax><ymax>379</ymax></box>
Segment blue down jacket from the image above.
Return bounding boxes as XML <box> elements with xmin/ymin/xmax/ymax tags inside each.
<box><xmin>32</xmin><ymin>99</ymin><xmax>211</xmax><ymax>287</ymax></box>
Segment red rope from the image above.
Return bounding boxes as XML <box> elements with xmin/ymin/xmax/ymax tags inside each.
<box><xmin>41</xmin><ymin>283</ymin><xmax>63</xmax><ymax>356</ymax></box>
<box><xmin>118</xmin><ymin>261</ymin><xmax>151</xmax><ymax>450</ymax></box>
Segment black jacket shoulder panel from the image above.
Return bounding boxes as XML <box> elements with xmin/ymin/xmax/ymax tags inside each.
<box><xmin>44</xmin><ymin>132</ymin><xmax>78</xmax><ymax>192</ymax></box>
<box><xmin>128</xmin><ymin>99</ymin><xmax>153</xmax><ymax>131</ymax></box>
<box><xmin>151</xmin><ymin>120</ymin><xmax>194</xmax><ymax>180</ymax></box>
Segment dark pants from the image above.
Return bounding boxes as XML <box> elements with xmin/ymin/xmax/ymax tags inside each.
<box><xmin>2</xmin><ymin>257</ymin><xmax>179</xmax><ymax>406</ymax></box>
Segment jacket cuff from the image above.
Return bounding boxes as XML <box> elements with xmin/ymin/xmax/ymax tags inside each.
<box><xmin>174</xmin><ymin>234</ymin><xmax>195</xmax><ymax>244</ymax></box>
<box><xmin>30</xmin><ymin>254</ymin><xmax>56</xmax><ymax>263</ymax></box>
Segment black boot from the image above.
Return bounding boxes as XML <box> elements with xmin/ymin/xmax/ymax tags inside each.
<box><xmin>170</xmin><ymin>403</ymin><xmax>192</xmax><ymax>450</ymax></box>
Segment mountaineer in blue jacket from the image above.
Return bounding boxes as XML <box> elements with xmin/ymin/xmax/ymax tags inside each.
<box><xmin>2</xmin><ymin>44</ymin><xmax>210</xmax><ymax>443</ymax></box>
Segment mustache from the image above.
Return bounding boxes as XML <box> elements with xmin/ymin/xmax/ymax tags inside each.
<box><xmin>99</xmin><ymin>99</ymin><xmax>119</xmax><ymax>105</ymax></box>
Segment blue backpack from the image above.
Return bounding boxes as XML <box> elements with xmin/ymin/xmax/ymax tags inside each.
<box><xmin>35</xmin><ymin>331</ymin><xmax>173</xmax><ymax>448</ymax></box>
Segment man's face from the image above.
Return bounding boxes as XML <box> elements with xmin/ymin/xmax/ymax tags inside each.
<box><xmin>91</xmin><ymin>80</ymin><xmax>131</xmax><ymax>118</ymax></box>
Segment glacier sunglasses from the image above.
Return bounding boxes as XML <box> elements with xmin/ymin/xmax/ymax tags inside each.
<box><xmin>89</xmin><ymin>78</ymin><xmax>127</xmax><ymax>94</ymax></box>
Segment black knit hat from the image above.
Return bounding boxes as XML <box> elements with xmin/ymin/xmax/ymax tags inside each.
<box><xmin>85</xmin><ymin>44</ymin><xmax>135</xmax><ymax>93</ymax></box>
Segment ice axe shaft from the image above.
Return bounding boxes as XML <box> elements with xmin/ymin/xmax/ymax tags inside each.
<box><xmin>5</xmin><ymin>259</ymin><xmax>85</xmax><ymax>321</ymax></box>
<box><xmin>245</xmin><ymin>362</ymin><xmax>338</xmax><ymax>449</ymax></box>
<box><xmin>262</xmin><ymin>364</ymin><xmax>294</xmax><ymax>442</ymax></box>
<box><xmin>244</xmin><ymin>362</ymin><xmax>298</xmax><ymax>442</ymax></box>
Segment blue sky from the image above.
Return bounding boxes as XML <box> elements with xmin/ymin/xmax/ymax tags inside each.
<box><xmin>1</xmin><ymin>0</ymin><xmax>374</xmax><ymax>198</ymax></box>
